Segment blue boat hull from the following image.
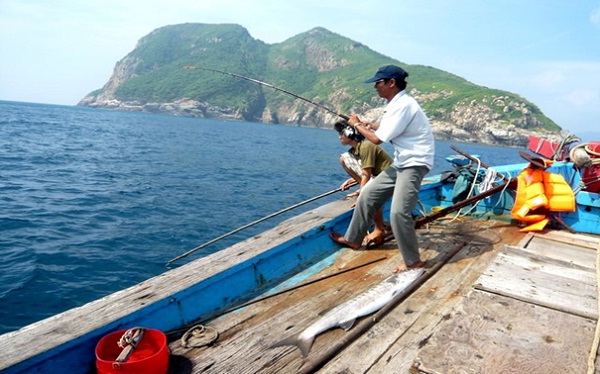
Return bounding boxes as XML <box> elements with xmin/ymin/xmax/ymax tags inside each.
<box><xmin>417</xmin><ymin>161</ymin><xmax>600</xmax><ymax>235</ymax></box>
<box><xmin>1</xmin><ymin>160</ymin><xmax>599</xmax><ymax>373</ymax></box>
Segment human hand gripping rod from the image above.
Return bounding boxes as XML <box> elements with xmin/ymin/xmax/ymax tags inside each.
<box><xmin>183</xmin><ymin>65</ymin><xmax>349</xmax><ymax>121</ymax></box>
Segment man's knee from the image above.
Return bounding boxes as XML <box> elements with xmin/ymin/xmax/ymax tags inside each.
<box><xmin>390</xmin><ymin>210</ymin><xmax>413</xmax><ymax>224</ymax></box>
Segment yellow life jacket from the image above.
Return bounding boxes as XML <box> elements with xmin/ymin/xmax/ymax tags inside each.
<box><xmin>543</xmin><ymin>172</ymin><xmax>576</xmax><ymax>212</ymax></box>
<box><xmin>510</xmin><ymin>165</ymin><xmax>575</xmax><ymax>231</ymax></box>
<box><xmin>511</xmin><ymin>168</ymin><xmax>547</xmax><ymax>222</ymax></box>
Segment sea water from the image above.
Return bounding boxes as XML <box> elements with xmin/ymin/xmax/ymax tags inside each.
<box><xmin>0</xmin><ymin>100</ymin><xmax>525</xmax><ymax>334</ymax></box>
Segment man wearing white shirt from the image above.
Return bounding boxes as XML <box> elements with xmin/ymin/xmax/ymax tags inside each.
<box><xmin>330</xmin><ymin>65</ymin><xmax>435</xmax><ymax>273</ymax></box>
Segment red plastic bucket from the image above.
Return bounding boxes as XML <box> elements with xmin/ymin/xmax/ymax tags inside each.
<box><xmin>95</xmin><ymin>328</ymin><xmax>169</xmax><ymax>374</ymax></box>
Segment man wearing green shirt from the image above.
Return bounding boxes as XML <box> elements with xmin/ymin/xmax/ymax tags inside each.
<box><xmin>335</xmin><ymin>121</ymin><xmax>392</xmax><ymax>248</ymax></box>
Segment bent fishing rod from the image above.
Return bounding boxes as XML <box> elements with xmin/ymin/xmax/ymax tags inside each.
<box><xmin>183</xmin><ymin>65</ymin><xmax>349</xmax><ymax>121</ymax></box>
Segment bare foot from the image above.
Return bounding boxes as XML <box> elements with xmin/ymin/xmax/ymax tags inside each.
<box><xmin>330</xmin><ymin>232</ymin><xmax>361</xmax><ymax>249</ymax></box>
<box><xmin>393</xmin><ymin>260</ymin><xmax>426</xmax><ymax>273</ymax></box>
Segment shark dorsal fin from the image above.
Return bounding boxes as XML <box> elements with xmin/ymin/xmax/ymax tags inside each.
<box><xmin>339</xmin><ymin>319</ymin><xmax>356</xmax><ymax>331</ymax></box>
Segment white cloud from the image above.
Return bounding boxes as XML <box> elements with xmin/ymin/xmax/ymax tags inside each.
<box><xmin>564</xmin><ymin>89</ymin><xmax>600</xmax><ymax>107</ymax></box>
<box><xmin>529</xmin><ymin>69</ymin><xmax>566</xmax><ymax>88</ymax></box>
<box><xmin>591</xmin><ymin>7</ymin><xmax>600</xmax><ymax>28</ymax></box>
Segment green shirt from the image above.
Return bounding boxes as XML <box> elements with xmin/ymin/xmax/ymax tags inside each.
<box><xmin>350</xmin><ymin>141</ymin><xmax>392</xmax><ymax>176</ymax></box>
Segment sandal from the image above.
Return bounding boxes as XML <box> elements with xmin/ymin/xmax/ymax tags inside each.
<box><xmin>365</xmin><ymin>235</ymin><xmax>385</xmax><ymax>249</ymax></box>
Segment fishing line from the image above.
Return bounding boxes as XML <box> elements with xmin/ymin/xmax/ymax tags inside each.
<box><xmin>183</xmin><ymin>65</ymin><xmax>349</xmax><ymax>120</ymax></box>
<box><xmin>166</xmin><ymin>255</ymin><xmax>386</xmax><ymax>339</ymax></box>
<box><xmin>227</xmin><ymin>255</ymin><xmax>387</xmax><ymax>310</ymax></box>
<box><xmin>166</xmin><ymin>183</ymin><xmax>356</xmax><ymax>265</ymax></box>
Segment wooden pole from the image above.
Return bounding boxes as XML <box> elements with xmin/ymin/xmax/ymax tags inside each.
<box><xmin>223</xmin><ymin>256</ymin><xmax>387</xmax><ymax>313</ymax></box>
<box><xmin>414</xmin><ymin>179</ymin><xmax>515</xmax><ymax>229</ymax></box>
<box><xmin>166</xmin><ymin>255</ymin><xmax>387</xmax><ymax>338</ymax></box>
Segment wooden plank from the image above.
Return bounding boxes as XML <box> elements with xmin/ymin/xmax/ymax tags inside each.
<box><xmin>524</xmin><ymin>234</ymin><xmax>598</xmax><ymax>270</ymax></box>
<box><xmin>414</xmin><ymin>290</ymin><xmax>596</xmax><ymax>374</ymax></box>
<box><xmin>535</xmin><ymin>230</ymin><xmax>600</xmax><ymax>250</ymax></box>
<box><xmin>318</xmin><ymin>222</ymin><xmax>526</xmax><ymax>373</ymax></box>
<box><xmin>167</xmin><ymin>247</ymin><xmax>404</xmax><ymax>373</ymax></box>
<box><xmin>502</xmin><ymin>244</ymin><xmax>596</xmax><ymax>276</ymax></box>
<box><xmin>516</xmin><ymin>232</ymin><xmax>536</xmax><ymax>248</ymax></box>
<box><xmin>167</xmin><ymin>221</ymin><xmax>599</xmax><ymax>374</ymax></box>
<box><xmin>166</xmin><ymin>221</ymin><xmax>495</xmax><ymax>373</ymax></box>
<box><xmin>475</xmin><ymin>245</ymin><xmax>597</xmax><ymax>319</ymax></box>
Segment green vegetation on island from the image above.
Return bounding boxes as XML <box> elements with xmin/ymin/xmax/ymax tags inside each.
<box><xmin>81</xmin><ymin>23</ymin><xmax>560</xmax><ymax>137</ymax></box>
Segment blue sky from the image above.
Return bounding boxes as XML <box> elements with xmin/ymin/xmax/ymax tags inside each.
<box><xmin>1</xmin><ymin>0</ymin><xmax>599</xmax><ymax>136</ymax></box>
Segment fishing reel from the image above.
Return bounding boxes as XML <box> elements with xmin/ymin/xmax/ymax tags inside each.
<box><xmin>334</xmin><ymin>120</ymin><xmax>365</xmax><ymax>142</ymax></box>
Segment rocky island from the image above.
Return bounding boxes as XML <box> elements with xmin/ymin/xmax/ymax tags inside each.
<box><xmin>79</xmin><ymin>23</ymin><xmax>562</xmax><ymax>147</ymax></box>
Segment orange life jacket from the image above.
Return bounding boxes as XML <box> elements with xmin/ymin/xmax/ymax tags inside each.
<box><xmin>510</xmin><ymin>165</ymin><xmax>575</xmax><ymax>232</ymax></box>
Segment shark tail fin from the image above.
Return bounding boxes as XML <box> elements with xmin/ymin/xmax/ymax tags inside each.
<box><xmin>270</xmin><ymin>334</ymin><xmax>315</xmax><ymax>358</ymax></box>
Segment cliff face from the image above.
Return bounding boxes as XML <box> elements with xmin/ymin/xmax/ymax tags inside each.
<box><xmin>79</xmin><ymin>24</ymin><xmax>562</xmax><ymax>147</ymax></box>
<box><xmin>424</xmin><ymin>95</ymin><xmax>548</xmax><ymax>146</ymax></box>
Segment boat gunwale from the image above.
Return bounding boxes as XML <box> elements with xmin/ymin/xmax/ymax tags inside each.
<box><xmin>0</xmin><ymin>196</ymin><xmax>358</xmax><ymax>373</ymax></box>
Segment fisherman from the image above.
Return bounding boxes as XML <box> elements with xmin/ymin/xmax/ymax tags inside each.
<box><xmin>330</xmin><ymin>65</ymin><xmax>435</xmax><ymax>273</ymax></box>
<box><xmin>334</xmin><ymin>120</ymin><xmax>393</xmax><ymax>248</ymax></box>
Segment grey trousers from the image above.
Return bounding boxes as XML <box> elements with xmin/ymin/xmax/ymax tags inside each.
<box><xmin>344</xmin><ymin>164</ymin><xmax>429</xmax><ymax>266</ymax></box>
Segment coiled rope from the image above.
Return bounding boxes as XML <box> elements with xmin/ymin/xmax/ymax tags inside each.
<box><xmin>550</xmin><ymin>133</ymin><xmax>581</xmax><ymax>160</ymax></box>
<box><xmin>569</xmin><ymin>143</ymin><xmax>600</xmax><ymax>194</ymax></box>
<box><xmin>569</xmin><ymin>143</ymin><xmax>600</xmax><ymax>165</ymax></box>
<box><xmin>180</xmin><ymin>324</ymin><xmax>219</xmax><ymax>348</ymax></box>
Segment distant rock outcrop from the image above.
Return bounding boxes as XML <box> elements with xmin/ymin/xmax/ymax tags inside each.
<box><xmin>79</xmin><ymin>24</ymin><xmax>562</xmax><ymax>147</ymax></box>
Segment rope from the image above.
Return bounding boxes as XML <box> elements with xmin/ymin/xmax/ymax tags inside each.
<box><xmin>569</xmin><ymin>142</ymin><xmax>600</xmax><ymax>194</ymax></box>
<box><xmin>551</xmin><ymin>133</ymin><xmax>581</xmax><ymax>160</ymax></box>
<box><xmin>445</xmin><ymin>145</ymin><xmax>514</xmax><ymax>221</ymax></box>
<box><xmin>117</xmin><ymin>327</ymin><xmax>144</xmax><ymax>349</ymax></box>
<box><xmin>467</xmin><ymin>174</ymin><xmax>512</xmax><ymax>219</ymax></box>
<box><xmin>570</xmin><ymin>143</ymin><xmax>600</xmax><ymax>166</ymax></box>
<box><xmin>112</xmin><ymin>327</ymin><xmax>145</xmax><ymax>368</ymax></box>
<box><xmin>180</xmin><ymin>324</ymin><xmax>219</xmax><ymax>348</ymax></box>
<box><xmin>478</xmin><ymin>167</ymin><xmax>498</xmax><ymax>194</ymax></box>
<box><xmin>448</xmin><ymin>160</ymin><xmax>482</xmax><ymax>222</ymax></box>
<box><xmin>586</xmin><ymin>143</ymin><xmax>600</xmax><ymax>158</ymax></box>
<box><xmin>443</xmin><ymin>151</ymin><xmax>513</xmax><ymax>222</ymax></box>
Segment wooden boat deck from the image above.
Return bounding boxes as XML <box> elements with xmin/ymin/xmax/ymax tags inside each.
<box><xmin>166</xmin><ymin>219</ymin><xmax>600</xmax><ymax>374</ymax></box>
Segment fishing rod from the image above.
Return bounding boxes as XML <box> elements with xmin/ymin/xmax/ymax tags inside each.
<box><xmin>166</xmin><ymin>183</ymin><xmax>356</xmax><ymax>265</ymax></box>
<box><xmin>183</xmin><ymin>65</ymin><xmax>349</xmax><ymax>120</ymax></box>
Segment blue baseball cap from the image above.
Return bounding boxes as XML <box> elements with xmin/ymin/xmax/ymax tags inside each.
<box><xmin>364</xmin><ymin>65</ymin><xmax>409</xmax><ymax>83</ymax></box>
